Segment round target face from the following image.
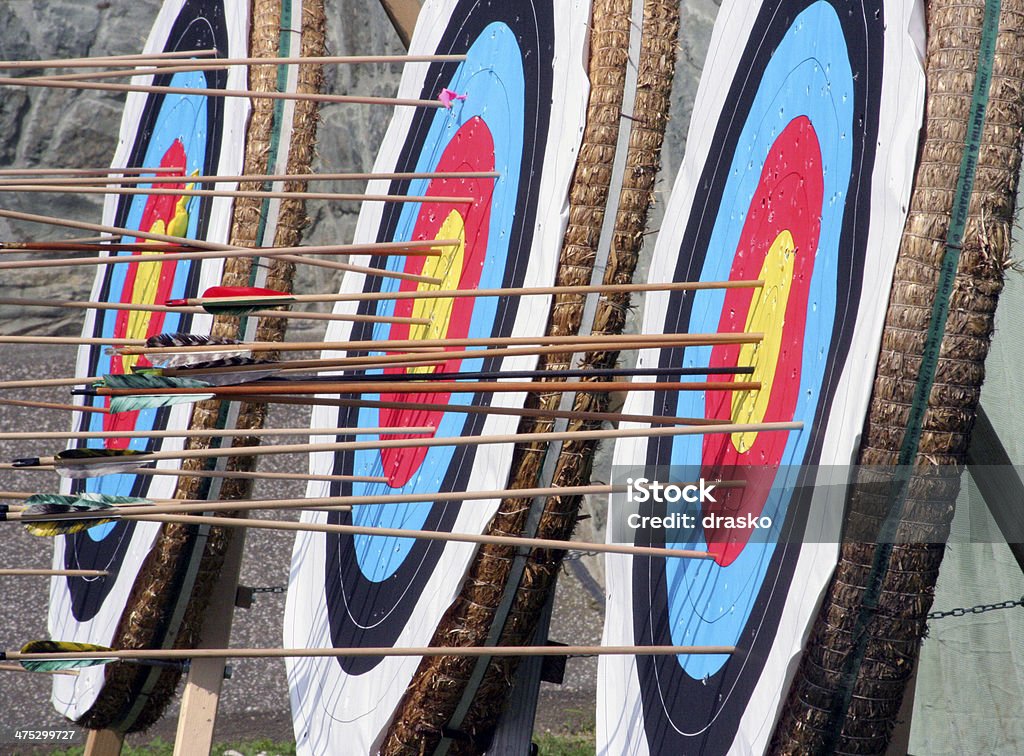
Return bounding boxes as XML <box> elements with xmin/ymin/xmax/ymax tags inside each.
<box><xmin>284</xmin><ymin>1</ymin><xmax>591</xmax><ymax>752</ymax></box>
<box><xmin>325</xmin><ymin>22</ymin><xmax>533</xmax><ymax>671</ymax></box>
<box><xmin>637</xmin><ymin>3</ymin><xmax>873</xmax><ymax>746</ymax></box>
<box><xmin>49</xmin><ymin>0</ymin><xmax>249</xmax><ymax>722</ymax></box>
<box><xmin>596</xmin><ymin>1</ymin><xmax>928</xmax><ymax>753</ymax></box>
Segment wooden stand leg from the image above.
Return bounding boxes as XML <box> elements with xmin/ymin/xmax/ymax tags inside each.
<box><xmin>378</xmin><ymin>0</ymin><xmax>421</xmax><ymax>48</ymax></box>
<box><xmin>84</xmin><ymin>728</ymin><xmax>123</xmax><ymax>756</ymax></box>
<box><xmin>172</xmin><ymin>527</ymin><xmax>247</xmax><ymax>756</ymax></box>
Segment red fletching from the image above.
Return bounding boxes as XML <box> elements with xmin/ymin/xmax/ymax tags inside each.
<box><xmin>204</xmin><ymin>286</ymin><xmax>289</xmax><ymax>299</ymax></box>
<box><xmin>166</xmin><ymin>286</ymin><xmax>295</xmax><ymax>313</ymax></box>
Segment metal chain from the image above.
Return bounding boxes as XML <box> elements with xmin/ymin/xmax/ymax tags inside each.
<box><xmin>927</xmin><ymin>595</ymin><xmax>1024</xmax><ymax>620</ymax></box>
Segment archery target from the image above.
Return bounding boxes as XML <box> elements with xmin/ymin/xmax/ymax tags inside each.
<box><xmin>48</xmin><ymin>0</ymin><xmax>249</xmax><ymax>721</ymax></box>
<box><xmin>284</xmin><ymin>0</ymin><xmax>590</xmax><ymax>752</ymax></box>
<box><xmin>598</xmin><ymin>1</ymin><xmax>925</xmax><ymax>754</ymax></box>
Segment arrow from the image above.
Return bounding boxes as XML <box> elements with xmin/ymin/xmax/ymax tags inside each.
<box><xmin>0</xmin><ymin>424</ymin><xmax>432</xmax><ymax>442</ymax></box>
<box><xmin>1</xmin><ymin>463</ymin><xmax>387</xmax><ymax>484</ymax></box>
<box><xmin>13</xmin><ymin>508</ymin><xmax>716</xmax><ymax>562</ymax></box>
<box><xmin>14</xmin><ymin>492</ymin><xmax>147</xmax><ymax>536</ymax></box>
<box><xmin>3</xmin><ymin>641</ymin><xmax>736</xmax><ymax>670</ymax></box>
<box><xmin>1</xmin><ymin>74</ymin><xmax>449</xmax><ymax>109</ymax></box>
<box><xmin>10</xmin><ymin>423</ymin><xmax>432</xmax><ymax>477</ymax></box>
<box><xmin>0</xmin><ymin>662</ymin><xmax>79</xmax><ymax>677</ymax></box>
<box><xmin>0</xmin><ymin>51</ymin><xmax>465</xmax><ymax>71</ymax></box>
<box><xmin>9</xmin><ymin>641</ymin><xmax>182</xmax><ymax>672</ymax></box>
<box><xmin>174</xmin><ymin>364</ymin><xmax>755</xmax><ymax>386</ymax></box>
<box><xmin>9</xmin><ymin>421</ymin><xmax>799</xmax><ymax>479</ymax></box>
<box><xmin>163</xmin><ymin>337</ymin><xmax>756</xmax><ymax>380</ymax></box>
<box><xmin>170</xmin><ymin>278</ymin><xmax>764</xmax><ymax>312</ymax></box>
<box><xmin>237</xmin><ymin>393</ymin><xmax>724</xmax><ymax>428</ymax></box>
<box><xmin>10</xmin><ymin>641</ymin><xmax>118</xmax><ymax>673</ymax></box>
<box><xmin>0</xmin><ymin>206</ymin><xmax>451</xmax><ymax>282</ymax></box>
<box><xmin>0</xmin><ymin>169</ymin><xmax>498</xmax><ymax>188</ymax></box>
<box><xmin>0</xmin><ymin>296</ymin><xmax>431</xmax><ymax>328</ymax></box>
<box><xmin>87</xmin><ymin>379</ymin><xmax>762</xmax><ymax>416</ymax></box>
<box><xmin>0</xmin><ymin>182</ymin><xmax>473</xmax><ymax>205</ymax></box>
<box><xmin>0</xmin><ymin>397</ymin><xmax>106</xmax><ymax>414</ymax></box>
<box><xmin>0</xmin><ymin>242</ymin><xmax>440</xmax><ymax>259</ymax></box>
<box><xmin>0</xmin><ymin>568</ymin><xmax>109</xmax><ymax>578</ymax></box>
<box><xmin>0</xmin><ymin>334</ymin><xmax>761</xmax><ymax>391</ymax></box>
<box><xmin>113</xmin><ymin>363</ymin><xmax>754</xmax><ymax>391</ymax></box>
<box><xmin>118</xmin><ymin>330</ymin><xmax>762</xmax><ymax>357</ymax></box>
<box><xmin>4</xmin><ymin>479</ymin><xmax>748</xmax><ymax>517</ymax></box>
<box><xmin>0</xmin><ymin>48</ymin><xmax>218</xmax><ymax>70</ymax></box>
<box><xmin>0</xmin><ymin>166</ymin><xmax>180</xmax><ymax>177</ymax></box>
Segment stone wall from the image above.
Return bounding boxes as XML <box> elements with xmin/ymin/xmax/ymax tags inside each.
<box><xmin>0</xmin><ymin>0</ymin><xmax>718</xmax><ymax>336</ymax></box>
<box><xmin>0</xmin><ymin>0</ymin><xmax>406</xmax><ymax>336</ymax></box>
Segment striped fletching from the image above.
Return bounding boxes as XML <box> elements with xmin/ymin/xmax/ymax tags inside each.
<box><xmin>18</xmin><ymin>641</ymin><xmax>117</xmax><ymax>672</ymax></box>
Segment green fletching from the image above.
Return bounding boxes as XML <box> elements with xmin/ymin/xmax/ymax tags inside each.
<box><xmin>22</xmin><ymin>493</ymin><xmax>109</xmax><ymax>511</ymax></box>
<box><xmin>109</xmin><ymin>392</ymin><xmax>215</xmax><ymax>414</ymax></box>
<box><xmin>101</xmin><ymin>373</ymin><xmax>211</xmax><ymax>391</ymax></box>
<box><xmin>19</xmin><ymin>641</ymin><xmax>117</xmax><ymax>671</ymax></box>
<box><xmin>23</xmin><ymin>492</ymin><xmax>149</xmax><ymax>512</ymax></box>
<box><xmin>20</xmin><ymin>492</ymin><xmax>149</xmax><ymax>536</ymax></box>
<box><xmin>73</xmin><ymin>492</ymin><xmax>148</xmax><ymax>506</ymax></box>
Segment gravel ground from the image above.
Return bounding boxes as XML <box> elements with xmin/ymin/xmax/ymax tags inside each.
<box><xmin>0</xmin><ymin>343</ymin><xmax>605</xmax><ymax>750</ymax></box>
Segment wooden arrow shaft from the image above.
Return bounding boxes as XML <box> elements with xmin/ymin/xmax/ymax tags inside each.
<box><xmin>0</xmin><ymin>663</ymin><xmax>78</xmax><ymax>676</ymax></box>
<box><xmin>0</xmin><ymin>207</ymin><xmax>448</xmax><ymax>283</ymax></box>
<box><xmin>10</xmin><ymin>483</ymin><xmax>620</xmax><ymax>515</ymax></box>
<box><xmin>0</xmin><ymin>170</ymin><xmax>498</xmax><ymax>187</ymax></box>
<box><xmin>0</xmin><ymin>425</ymin><xmax>430</xmax><ymax>441</ymax></box>
<box><xmin>14</xmin><ymin>480</ymin><xmax>741</xmax><ymax>515</ymax></box>
<box><xmin>0</xmin><ymin>297</ymin><xmax>430</xmax><ymax>328</ymax></box>
<box><xmin>14</xmin><ymin>331</ymin><xmax>749</xmax><ymax>350</ymax></box>
<box><xmin>6</xmin><ymin>644</ymin><xmax>735</xmax><ymax>663</ymax></box>
<box><xmin>40</xmin><ymin>421</ymin><xmax>799</xmax><ymax>468</ymax></box>
<box><xmin>0</xmin><ymin>465</ymin><xmax>387</xmax><ymax>484</ymax></box>
<box><xmin>0</xmin><ymin>338</ymin><xmax>753</xmax><ymax>391</ymax></box>
<box><xmin>0</xmin><ymin>166</ymin><xmax>178</xmax><ymax>177</ymax></box>
<box><xmin>96</xmin><ymin>379</ymin><xmax>760</xmax><ymax>397</ymax></box>
<box><xmin>11</xmin><ymin>494</ymin><xmax>714</xmax><ymax>562</ymax></box>
<box><xmin>0</xmin><ymin>397</ymin><xmax>105</xmax><ymax>414</ymax></box>
<box><xmin>14</xmin><ymin>52</ymin><xmax>466</xmax><ymax>75</ymax></box>
<box><xmin>123</xmin><ymin>331</ymin><xmax>761</xmax><ymax>355</ymax></box>
<box><xmin>2</xmin><ymin>75</ymin><xmax>446</xmax><ymax>108</ymax></box>
<box><xmin>0</xmin><ymin>568</ymin><xmax>108</xmax><ymax>577</ymax></box>
<box><xmin>0</xmin><ymin>49</ymin><xmax>217</xmax><ymax>69</ymax></box>
<box><xmin>123</xmin><ymin>468</ymin><xmax>388</xmax><ymax>485</ymax></box>
<box><xmin>256</xmin><ymin>394</ymin><xmax>722</xmax><ymax>427</ymax></box>
<box><xmin>184</xmin><ymin>278</ymin><xmax>764</xmax><ymax>309</ymax></box>
<box><xmin>115</xmin><ymin>512</ymin><xmax>715</xmax><ymax>562</ymax></box>
<box><xmin>0</xmin><ymin>183</ymin><xmax>474</xmax><ymax>204</ymax></box>
<box><xmin>196</xmin><ymin>338</ymin><xmax>751</xmax><ymax>376</ymax></box>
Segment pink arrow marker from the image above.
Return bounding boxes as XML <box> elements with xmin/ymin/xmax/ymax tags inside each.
<box><xmin>438</xmin><ymin>88</ymin><xmax>467</xmax><ymax>109</ymax></box>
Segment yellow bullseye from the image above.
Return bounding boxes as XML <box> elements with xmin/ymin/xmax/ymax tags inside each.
<box><xmin>121</xmin><ymin>178</ymin><xmax>197</xmax><ymax>372</ymax></box>
<box><xmin>407</xmin><ymin>210</ymin><xmax>466</xmax><ymax>374</ymax></box>
<box><xmin>731</xmin><ymin>230</ymin><xmax>795</xmax><ymax>453</ymax></box>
